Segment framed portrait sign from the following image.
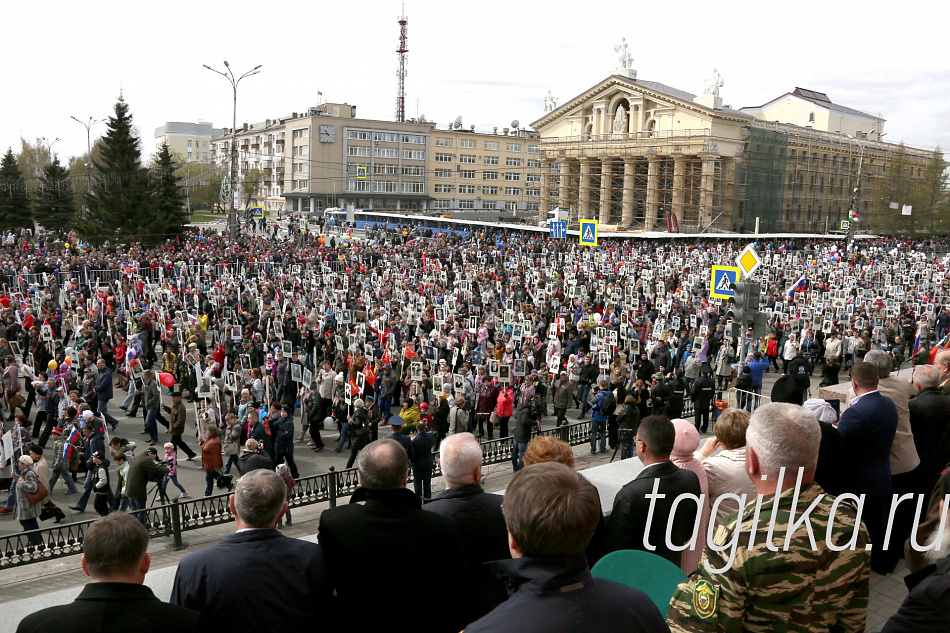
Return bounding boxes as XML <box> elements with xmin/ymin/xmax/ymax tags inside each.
<box><xmin>291</xmin><ymin>363</ymin><xmax>302</xmax><ymax>383</ymax></box>
<box><xmin>410</xmin><ymin>362</ymin><xmax>423</xmax><ymax>382</ymax></box>
<box><xmin>488</xmin><ymin>360</ymin><xmax>499</xmax><ymax>377</ymax></box>
<box><xmin>281</xmin><ymin>340</ymin><xmax>294</xmax><ymax>357</ymax></box>
<box><xmin>498</xmin><ymin>364</ymin><xmax>511</xmax><ymax>383</ymax></box>
<box><xmin>513</xmin><ymin>359</ymin><xmax>526</xmax><ymax>377</ymax></box>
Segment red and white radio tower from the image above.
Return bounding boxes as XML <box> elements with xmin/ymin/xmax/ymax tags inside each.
<box><xmin>395</xmin><ymin>4</ymin><xmax>408</xmax><ymax>122</ymax></box>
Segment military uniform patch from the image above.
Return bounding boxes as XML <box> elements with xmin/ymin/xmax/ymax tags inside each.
<box><xmin>693</xmin><ymin>579</ymin><xmax>718</xmax><ymax>620</ymax></box>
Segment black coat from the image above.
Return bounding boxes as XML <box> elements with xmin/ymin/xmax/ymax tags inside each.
<box><xmin>16</xmin><ymin>583</ymin><xmax>200</xmax><ymax>633</ymax></box>
<box><xmin>425</xmin><ymin>483</ymin><xmax>509</xmax><ymax>620</ymax></box>
<box><xmin>318</xmin><ymin>487</ymin><xmax>468</xmax><ymax>633</ymax></box>
<box><xmin>603</xmin><ymin>460</ymin><xmax>701</xmax><ymax>568</ymax></box>
<box><xmin>815</xmin><ymin>421</ymin><xmax>849</xmax><ymax>496</ymax></box>
<box><xmin>880</xmin><ymin>555</ymin><xmax>950</xmax><ymax>633</ymax></box>
<box><xmin>170</xmin><ymin>528</ymin><xmax>331</xmax><ymax>633</ymax></box>
<box><xmin>909</xmin><ymin>388</ymin><xmax>950</xmax><ymax>481</ymax></box>
<box><xmin>465</xmin><ymin>555</ymin><xmax>668</xmax><ymax>633</ymax></box>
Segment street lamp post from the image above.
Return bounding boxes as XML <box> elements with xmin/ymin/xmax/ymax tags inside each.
<box><xmin>203</xmin><ymin>61</ymin><xmax>261</xmax><ymax>241</ymax></box>
<box><xmin>845</xmin><ymin>129</ymin><xmax>883</xmax><ymax>247</ymax></box>
<box><xmin>38</xmin><ymin>136</ymin><xmax>60</xmax><ymax>161</ymax></box>
<box><xmin>69</xmin><ymin>116</ymin><xmax>107</xmax><ymax>218</ymax></box>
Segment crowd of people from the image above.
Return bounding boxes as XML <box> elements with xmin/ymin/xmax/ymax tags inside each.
<box><xmin>4</xmin><ymin>221</ymin><xmax>950</xmax><ymax>631</ymax></box>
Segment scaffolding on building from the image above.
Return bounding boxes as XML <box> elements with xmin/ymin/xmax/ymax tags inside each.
<box><xmin>742</xmin><ymin>120</ymin><xmax>934</xmax><ymax>234</ymax></box>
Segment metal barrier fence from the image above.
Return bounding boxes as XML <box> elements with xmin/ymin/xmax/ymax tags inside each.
<box><xmin>0</xmin><ymin>405</ymin><xmax>701</xmax><ymax>569</ymax></box>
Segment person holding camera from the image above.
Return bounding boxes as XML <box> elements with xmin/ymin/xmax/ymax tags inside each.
<box><xmin>617</xmin><ymin>395</ymin><xmax>640</xmax><ymax>460</ymax></box>
<box><xmin>125</xmin><ymin>447</ymin><xmax>170</xmax><ymax>521</ymax></box>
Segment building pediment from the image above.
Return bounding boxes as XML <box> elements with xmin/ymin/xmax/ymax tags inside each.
<box><xmin>531</xmin><ymin>74</ymin><xmax>751</xmax><ymax>132</ymax></box>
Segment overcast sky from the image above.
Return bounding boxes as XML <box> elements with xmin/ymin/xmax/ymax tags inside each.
<box><xmin>4</xmin><ymin>0</ymin><xmax>948</xmax><ymax>163</ymax></box>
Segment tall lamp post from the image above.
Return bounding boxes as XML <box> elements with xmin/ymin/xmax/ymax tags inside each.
<box><xmin>38</xmin><ymin>136</ymin><xmax>60</xmax><ymax>161</ymax></box>
<box><xmin>70</xmin><ymin>116</ymin><xmax>107</xmax><ymax>218</ymax></box>
<box><xmin>844</xmin><ymin>129</ymin><xmax>883</xmax><ymax>246</ymax></box>
<box><xmin>203</xmin><ymin>61</ymin><xmax>261</xmax><ymax>240</ymax></box>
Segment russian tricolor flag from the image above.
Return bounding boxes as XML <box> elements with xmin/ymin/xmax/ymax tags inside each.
<box><xmin>786</xmin><ymin>274</ymin><xmax>807</xmax><ymax>298</ymax></box>
<box><xmin>912</xmin><ymin>326</ymin><xmax>922</xmax><ymax>357</ymax></box>
<box><xmin>67</xmin><ymin>427</ymin><xmax>81</xmax><ymax>443</ymax></box>
<box><xmin>62</xmin><ymin>443</ymin><xmax>75</xmax><ymax>462</ymax></box>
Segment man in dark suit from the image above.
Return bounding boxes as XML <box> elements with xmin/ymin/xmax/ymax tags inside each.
<box><xmin>170</xmin><ymin>469</ymin><xmax>331</xmax><ymax>632</ymax></box>
<box><xmin>838</xmin><ymin>361</ymin><xmax>898</xmax><ymax>574</ymax></box>
<box><xmin>603</xmin><ymin>415</ymin><xmax>701</xmax><ymax>568</ymax></box>
<box><xmin>424</xmin><ymin>433</ymin><xmax>508</xmax><ymax>620</ymax></box>
<box><xmin>318</xmin><ymin>439</ymin><xmax>468</xmax><ymax>633</ymax></box>
<box><xmin>16</xmin><ymin>513</ymin><xmax>200</xmax><ymax>633</ymax></box>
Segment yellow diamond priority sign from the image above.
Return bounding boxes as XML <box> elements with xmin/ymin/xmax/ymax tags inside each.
<box><xmin>736</xmin><ymin>244</ymin><xmax>761</xmax><ymax>278</ymax></box>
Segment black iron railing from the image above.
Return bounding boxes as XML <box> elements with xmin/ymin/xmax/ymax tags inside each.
<box><xmin>3</xmin><ymin>414</ymin><xmax>695</xmax><ymax>568</ymax></box>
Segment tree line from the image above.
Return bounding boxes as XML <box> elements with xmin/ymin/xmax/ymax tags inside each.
<box><xmin>0</xmin><ymin>97</ymin><xmax>221</xmax><ymax>247</ymax></box>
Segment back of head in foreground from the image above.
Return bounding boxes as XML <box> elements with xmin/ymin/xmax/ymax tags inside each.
<box><xmin>746</xmin><ymin>402</ymin><xmax>821</xmax><ymax>491</ymax></box>
<box><xmin>233</xmin><ymin>468</ymin><xmax>288</xmax><ymax>528</ymax></box>
<box><xmin>357</xmin><ymin>438</ymin><xmax>409</xmax><ymax>490</ymax></box>
<box><xmin>504</xmin><ymin>462</ymin><xmax>599</xmax><ymax>558</ymax></box>
<box><xmin>83</xmin><ymin>512</ymin><xmax>151</xmax><ymax>582</ymax></box>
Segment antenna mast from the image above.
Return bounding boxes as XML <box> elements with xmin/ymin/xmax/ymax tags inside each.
<box><xmin>395</xmin><ymin>3</ymin><xmax>408</xmax><ymax>122</ymax></box>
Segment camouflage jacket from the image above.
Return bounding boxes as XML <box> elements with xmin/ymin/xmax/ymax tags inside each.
<box><xmin>667</xmin><ymin>481</ymin><xmax>870</xmax><ymax>633</ymax></box>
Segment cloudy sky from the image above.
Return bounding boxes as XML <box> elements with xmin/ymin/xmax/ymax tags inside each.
<box><xmin>3</xmin><ymin>0</ymin><xmax>948</xmax><ymax>162</ymax></box>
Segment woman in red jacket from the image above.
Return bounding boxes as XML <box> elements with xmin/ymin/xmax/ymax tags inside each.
<box><xmin>495</xmin><ymin>385</ymin><xmax>514</xmax><ymax>438</ymax></box>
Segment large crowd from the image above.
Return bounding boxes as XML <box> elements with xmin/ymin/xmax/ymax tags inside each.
<box><xmin>4</xmin><ymin>220</ymin><xmax>950</xmax><ymax>632</ymax></box>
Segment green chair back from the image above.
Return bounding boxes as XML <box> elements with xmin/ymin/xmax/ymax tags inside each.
<box><xmin>591</xmin><ymin>549</ymin><xmax>688</xmax><ymax>614</ymax></box>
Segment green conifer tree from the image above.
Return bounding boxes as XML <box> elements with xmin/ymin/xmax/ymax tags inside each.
<box><xmin>36</xmin><ymin>157</ymin><xmax>76</xmax><ymax>233</ymax></box>
<box><xmin>80</xmin><ymin>96</ymin><xmax>154</xmax><ymax>245</ymax></box>
<box><xmin>0</xmin><ymin>148</ymin><xmax>32</xmax><ymax>232</ymax></box>
<box><xmin>148</xmin><ymin>142</ymin><xmax>188</xmax><ymax>242</ymax></box>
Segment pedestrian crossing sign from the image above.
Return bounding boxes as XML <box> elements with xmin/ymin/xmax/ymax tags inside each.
<box><xmin>356</xmin><ymin>166</ymin><xmax>367</xmax><ymax>180</ymax></box>
<box><xmin>710</xmin><ymin>265</ymin><xmax>740</xmax><ymax>300</ymax></box>
<box><xmin>840</xmin><ymin>220</ymin><xmax>850</xmax><ymax>230</ymax></box>
<box><xmin>251</xmin><ymin>207</ymin><xmax>264</xmax><ymax>220</ymax></box>
<box><xmin>299</xmin><ymin>218</ymin><xmax>307</xmax><ymax>231</ymax></box>
<box><xmin>579</xmin><ymin>220</ymin><xmax>598</xmax><ymax>246</ymax></box>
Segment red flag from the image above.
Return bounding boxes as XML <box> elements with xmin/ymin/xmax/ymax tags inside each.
<box><xmin>381</xmin><ymin>349</ymin><xmax>391</xmax><ymax>366</ymax></box>
<box><xmin>363</xmin><ymin>363</ymin><xmax>376</xmax><ymax>387</ymax></box>
<box><xmin>404</xmin><ymin>343</ymin><xmax>416</xmax><ymax>360</ymax></box>
<box><xmin>349</xmin><ymin>376</ymin><xmax>360</xmax><ymax>396</ymax></box>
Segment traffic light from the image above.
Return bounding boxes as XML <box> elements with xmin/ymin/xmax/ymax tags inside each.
<box><xmin>752</xmin><ymin>312</ymin><xmax>769</xmax><ymax>340</ymax></box>
<box><xmin>746</xmin><ymin>282</ymin><xmax>761</xmax><ymax>311</ymax></box>
<box><xmin>728</xmin><ymin>282</ymin><xmax>749</xmax><ymax>324</ymax></box>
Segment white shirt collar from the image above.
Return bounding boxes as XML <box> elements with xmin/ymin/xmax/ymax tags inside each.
<box><xmin>850</xmin><ymin>389</ymin><xmax>878</xmax><ymax>405</ymax></box>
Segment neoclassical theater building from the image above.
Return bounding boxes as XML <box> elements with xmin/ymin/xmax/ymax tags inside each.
<box><xmin>531</xmin><ymin>59</ymin><xmax>933</xmax><ymax>234</ymax></box>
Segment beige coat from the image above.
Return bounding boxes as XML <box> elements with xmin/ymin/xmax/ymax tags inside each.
<box><xmin>697</xmin><ymin>447</ymin><xmax>758</xmax><ymax>527</ymax></box>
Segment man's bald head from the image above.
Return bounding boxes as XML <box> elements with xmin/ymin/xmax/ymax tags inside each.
<box><xmin>357</xmin><ymin>439</ymin><xmax>409</xmax><ymax>490</ymax></box>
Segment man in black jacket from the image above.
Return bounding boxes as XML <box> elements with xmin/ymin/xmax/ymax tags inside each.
<box><xmin>318</xmin><ymin>439</ymin><xmax>469</xmax><ymax>633</ymax></box>
<box><xmin>603</xmin><ymin>415</ymin><xmax>701</xmax><ymax>568</ymax></box>
<box><xmin>424</xmin><ymin>433</ymin><xmax>508</xmax><ymax>621</ymax></box>
<box><xmin>577</xmin><ymin>356</ymin><xmax>598</xmax><ymax>419</ymax></box>
<box><xmin>690</xmin><ymin>368</ymin><xmax>715</xmax><ymax>433</ymax></box>
<box><xmin>465</xmin><ymin>462</ymin><xmax>668</xmax><ymax>633</ymax></box>
<box><xmin>171</xmin><ymin>469</ymin><xmax>330</xmax><ymax>632</ymax></box>
<box><xmin>17</xmin><ymin>513</ymin><xmax>200</xmax><ymax>633</ymax></box>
